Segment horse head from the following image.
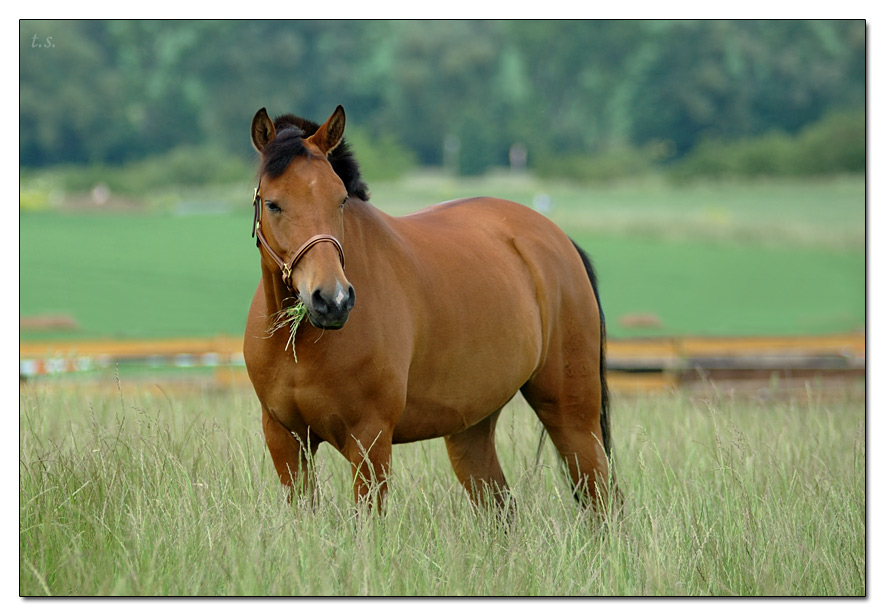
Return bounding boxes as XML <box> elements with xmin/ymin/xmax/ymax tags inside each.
<box><xmin>250</xmin><ymin>105</ymin><xmax>356</xmax><ymax>329</ymax></box>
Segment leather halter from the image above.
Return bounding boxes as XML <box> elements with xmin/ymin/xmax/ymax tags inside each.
<box><xmin>252</xmin><ymin>184</ymin><xmax>346</xmax><ymax>291</ymax></box>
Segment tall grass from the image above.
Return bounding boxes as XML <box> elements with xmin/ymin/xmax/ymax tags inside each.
<box><xmin>20</xmin><ymin>379</ymin><xmax>865</xmax><ymax>596</ymax></box>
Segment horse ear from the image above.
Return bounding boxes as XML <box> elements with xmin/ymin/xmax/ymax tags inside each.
<box><xmin>308</xmin><ymin>105</ymin><xmax>346</xmax><ymax>154</ymax></box>
<box><xmin>251</xmin><ymin>108</ymin><xmax>276</xmax><ymax>152</ymax></box>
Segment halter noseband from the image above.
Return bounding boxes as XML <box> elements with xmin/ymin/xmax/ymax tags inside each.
<box><xmin>252</xmin><ymin>184</ymin><xmax>346</xmax><ymax>291</ymax></box>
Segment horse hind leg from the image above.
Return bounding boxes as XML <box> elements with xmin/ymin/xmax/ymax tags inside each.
<box><xmin>521</xmin><ymin>379</ymin><xmax>613</xmax><ymax>512</ymax></box>
<box><xmin>444</xmin><ymin>408</ymin><xmax>512</xmax><ymax>513</ymax></box>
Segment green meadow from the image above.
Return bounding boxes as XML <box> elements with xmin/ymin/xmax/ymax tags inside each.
<box><xmin>19</xmin><ymin>174</ymin><xmax>866</xmax><ymax>596</ymax></box>
<box><xmin>19</xmin><ymin>174</ymin><xmax>865</xmax><ymax>341</ymax></box>
<box><xmin>20</xmin><ymin>380</ymin><xmax>865</xmax><ymax>596</ymax></box>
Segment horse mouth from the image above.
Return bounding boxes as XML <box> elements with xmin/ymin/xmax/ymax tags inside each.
<box><xmin>307</xmin><ymin>312</ymin><xmax>349</xmax><ymax>330</ymax></box>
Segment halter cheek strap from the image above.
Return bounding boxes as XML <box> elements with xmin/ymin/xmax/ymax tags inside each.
<box><xmin>252</xmin><ymin>185</ymin><xmax>346</xmax><ymax>291</ymax></box>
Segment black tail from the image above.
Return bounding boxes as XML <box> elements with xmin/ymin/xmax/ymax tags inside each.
<box><xmin>569</xmin><ymin>239</ymin><xmax>612</xmax><ymax>462</ymax></box>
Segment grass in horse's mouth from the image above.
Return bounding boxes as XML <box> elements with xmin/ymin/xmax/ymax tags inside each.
<box><xmin>268</xmin><ymin>300</ymin><xmax>309</xmax><ymax>362</ymax></box>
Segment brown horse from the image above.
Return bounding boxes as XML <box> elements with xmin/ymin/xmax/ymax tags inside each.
<box><xmin>244</xmin><ymin>105</ymin><xmax>613</xmax><ymax>512</ymax></box>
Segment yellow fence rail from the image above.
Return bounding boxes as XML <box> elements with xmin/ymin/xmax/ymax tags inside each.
<box><xmin>20</xmin><ymin>333</ymin><xmax>864</xmax><ymax>391</ymax></box>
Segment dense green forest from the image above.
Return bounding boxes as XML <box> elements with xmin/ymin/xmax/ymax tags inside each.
<box><xmin>20</xmin><ymin>20</ymin><xmax>865</xmax><ymax>176</ymax></box>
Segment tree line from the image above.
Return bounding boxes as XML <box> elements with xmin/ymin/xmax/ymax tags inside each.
<box><xmin>20</xmin><ymin>20</ymin><xmax>865</xmax><ymax>176</ymax></box>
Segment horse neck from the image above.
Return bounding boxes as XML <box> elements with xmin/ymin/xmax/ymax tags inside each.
<box><xmin>344</xmin><ymin>197</ymin><xmax>395</xmax><ymax>248</ymax></box>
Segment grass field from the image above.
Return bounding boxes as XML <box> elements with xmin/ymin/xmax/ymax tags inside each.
<box><xmin>19</xmin><ymin>172</ymin><xmax>866</xmax><ymax>597</ymax></box>
<box><xmin>19</xmin><ymin>174</ymin><xmax>865</xmax><ymax>341</ymax></box>
<box><xmin>19</xmin><ymin>380</ymin><xmax>865</xmax><ymax>596</ymax></box>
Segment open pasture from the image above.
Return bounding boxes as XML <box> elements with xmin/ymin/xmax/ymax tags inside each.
<box><xmin>19</xmin><ymin>175</ymin><xmax>865</xmax><ymax>341</ymax></box>
<box><xmin>19</xmin><ymin>174</ymin><xmax>866</xmax><ymax>596</ymax></box>
<box><xmin>20</xmin><ymin>379</ymin><xmax>864</xmax><ymax>596</ymax></box>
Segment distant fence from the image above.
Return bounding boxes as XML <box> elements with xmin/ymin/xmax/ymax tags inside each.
<box><xmin>19</xmin><ymin>336</ymin><xmax>245</xmax><ymax>383</ymax></box>
<box><xmin>604</xmin><ymin>333</ymin><xmax>864</xmax><ymax>391</ymax></box>
<box><xmin>20</xmin><ymin>333</ymin><xmax>864</xmax><ymax>391</ymax></box>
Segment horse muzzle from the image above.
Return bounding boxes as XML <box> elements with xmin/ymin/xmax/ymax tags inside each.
<box><xmin>302</xmin><ymin>282</ymin><xmax>355</xmax><ymax>329</ymax></box>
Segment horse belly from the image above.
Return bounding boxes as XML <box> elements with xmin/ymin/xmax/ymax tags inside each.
<box><xmin>394</xmin><ymin>388</ymin><xmax>521</xmax><ymax>443</ymax></box>
<box><xmin>393</xmin><ymin>308</ymin><xmax>540</xmax><ymax>443</ymax></box>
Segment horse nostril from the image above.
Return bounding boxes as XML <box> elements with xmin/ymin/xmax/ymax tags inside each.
<box><xmin>311</xmin><ymin>288</ymin><xmax>331</xmax><ymax>315</ymax></box>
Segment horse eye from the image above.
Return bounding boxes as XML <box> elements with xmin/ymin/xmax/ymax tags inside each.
<box><xmin>265</xmin><ymin>200</ymin><xmax>281</xmax><ymax>213</ymax></box>
<box><xmin>340</xmin><ymin>196</ymin><xmax>348</xmax><ymax>208</ymax></box>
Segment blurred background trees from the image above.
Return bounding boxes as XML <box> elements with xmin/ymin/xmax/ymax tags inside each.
<box><xmin>20</xmin><ymin>19</ymin><xmax>865</xmax><ymax>181</ymax></box>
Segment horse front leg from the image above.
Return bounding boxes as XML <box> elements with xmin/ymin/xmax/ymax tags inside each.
<box><xmin>261</xmin><ymin>406</ymin><xmax>319</xmax><ymax>504</ymax></box>
<box><xmin>342</xmin><ymin>423</ymin><xmax>393</xmax><ymax>511</ymax></box>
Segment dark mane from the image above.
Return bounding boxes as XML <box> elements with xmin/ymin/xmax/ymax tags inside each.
<box><xmin>260</xmin><ymin>113</ymin><xmax>370</xmax><ymax>201</ymax></box>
